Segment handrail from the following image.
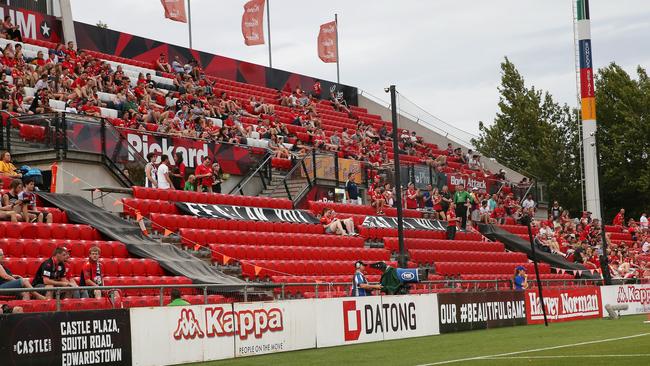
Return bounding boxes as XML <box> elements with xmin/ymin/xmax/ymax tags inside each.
<box><xmin>228</xmin><ymin>151</ymin><xmax>273</xmax><ymax>195</ymax></box>
<box><xmin>272</xmin><ymin>153</ymin><xmax>313</xmax><ymax>201</ymax></box>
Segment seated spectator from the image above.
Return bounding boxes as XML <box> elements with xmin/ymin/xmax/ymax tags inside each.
<box><xmin>320</xmin><ymin>208</ymin><xmax>346</xmax><ymax>235</ymax></box>
<box><xmin>156</xmin><ymin>53</ymin><xmax>172</xmax><ymax>73</ymax></box>
<box><xmin>612</xmin><ymin>208</ymin><xmax>625</xmax><ymax>227</ymax></box>
<box><xmin>32</xmin><ymin>247</ymin><xmax>80</xmax><ymax>299</ymax></box>
<box><xmin>79</xmin><ymin>246</ymin><xmax>103</xmax><ymax>299</ymax></box>
<box><xmin>370</xmin><ymin>186</ymin><xmax>386</xmax><ymax>215</ymax></box>
<box><xmin>1</xmin><ymin>179</ymin><xmax>31</xmax><ymax>222</ymax></box>
<box><xmin>383</xmin><ymin>183</ymin><xmax>394</xmax><ymax>208</ymax></box>
<box><xmin>1</xmin><ymin>16</ymin><xmax>22</xmax><ymax>41</ymax></box>
<box><xmin>490</xmin><ymin>201</ymin><xmax>506</xmax><ymax>225</ymax></box>
<box><xmin>0</xmin><ymin>151</ymin><xmax>21</xmax><ymax>177</ymax></box>
<box><xmin>167</xmin><ymin>288</ymin><xmax>190</xmax><ymax>306</ymax></box>
<box><xmin>0</xmin><ymin>248</ymin><xmax>46</xmax><ymax>300</ymax></box>
<box><xmin>19</xmin><ymin>178</ymin><xmax>53</xmax><ymax>223</ymax></box>
<box><xmin>479</xmin><ymin>200</ymin><xmax>491</xmax><ymax>223</ymax></box>
<box><xmin>521</xmin><ymin>193</ymin><xmax>536</xmax><ymax>216</ymax></box>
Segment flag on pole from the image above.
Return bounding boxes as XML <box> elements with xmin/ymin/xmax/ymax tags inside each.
<box><xmin>242</xmin><ymin>0</ymin><xmax>266</xmax><ymax>46</ymax></box>
<box><xmin>317</xmin><ymin>20</ymin><xmax>338</xmax><ymax>63</ymax></box>
<box><xmin>161</xmin><ymin>0</ymin><xmax>188</xmax><ymax>23</ymax></box>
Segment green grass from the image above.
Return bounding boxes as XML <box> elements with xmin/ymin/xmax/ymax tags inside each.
<box><xmin>190</xmin><ymin>315</ymin><xmax>650</xmax><ymax>366</ymax></box>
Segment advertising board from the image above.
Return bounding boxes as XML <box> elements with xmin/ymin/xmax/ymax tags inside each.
<box><xmin>599</xmin><ymin>284</ymin><xmax>650</xmax><ymax>317</ymax></box>
<box><xmin>525</xmin><ymin>287</ymin><xmax>602</xmax><ymax>324</ymax></box>
<box><xmin>437</xmin><ymin>291</ymin><xmax>526</xmax><ymax>333</ymax></box>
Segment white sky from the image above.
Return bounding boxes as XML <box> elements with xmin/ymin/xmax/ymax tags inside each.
<box><xmin>69</xmin><ymin>0</ymin><xmax>650</xmax><ymax>138</ymax></box>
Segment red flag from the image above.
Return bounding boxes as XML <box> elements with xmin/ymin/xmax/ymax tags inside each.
<box><xmin>318</xmin><ymin>20</ymin><xmax>338</xmax><ymax>63</ymax></box>
<box><xmin>242</xmin><ymin>0</ymin><xmax>265</xmax><ymax>46</ymax></box>
<box><xmin>161</xmin><ymin>0</ymin><xmax>187</xmax><ymax>23</ymax></box>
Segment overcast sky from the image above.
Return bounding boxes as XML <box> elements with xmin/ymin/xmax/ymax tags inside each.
<box><xmin>70</xmin><ymin>0</ymin><xmax>650</xmax><ymax>140</ymax></box>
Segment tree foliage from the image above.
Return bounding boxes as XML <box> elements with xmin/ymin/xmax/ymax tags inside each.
<box><xmin>595</xmin><ymin>63</ymin><xmax>650</xmax><ymax>219</ymax></box>
<box><xmin>472</xmin><ymin>58</ymin><xmax>582</xmax><ymax>214</ymax></box>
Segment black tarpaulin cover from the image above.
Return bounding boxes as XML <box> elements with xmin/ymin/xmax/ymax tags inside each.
<box><xmin>39</xmin><ymin>193</ymin><xmax>245</xmax><ymax>285</ymax></box>
<box><xmin>478</xmin><ymin>223</ymin><xmax>600</xmax><ymax>280</ymax></box>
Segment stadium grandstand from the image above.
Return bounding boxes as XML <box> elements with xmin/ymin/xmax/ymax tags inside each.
<box><xmin>0</xmin><ymin>1</ymin><xmax>648</xmax><ymax>365</ymax></box>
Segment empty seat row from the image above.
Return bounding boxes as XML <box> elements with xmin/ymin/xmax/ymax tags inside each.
<box><xmin>269</xmin><ymin>274</ymin><xmax>382</xmax><ymax>284</ymax></box>
<box><xmin>409</xmin><ymin>250</ymin><xmax>528</xmax><ymax>265</ymax></box>
<box><xmin>360</xmin><ymin>226</ymin><xmax>483</xmax><ymax>241</ymax></box>
<box><xmin>103</xmin><ymin>276</ymin><xmax>192</xmax><ymax>296</ymax></box>
<box><xmin>0</xmin><ymin>222</ymin><xmax>101</xmax><ymax>240</ymax></box>
<box><xmin>434</xmin><ymin>262</ymin><xmax>549</xmax><ymax>276</ymax></box>
<box><xmin>132</xmin><ymin>186</ymin><xmax>293</xmax><ymax>209</ymax></box>
<box><xmin>210</xmin><ymin>244</ymin><xmax>390</xmax><ymax>263</ymax></box>
<box><xmin>0</xmin><ymin>238</ymin><xmax>128</xmax><ymax>259</ymax></box>
<box><xmin>498</xmin><ymin>224</ymin><xmax>533</xmax><ymax>235</ymax></box>
<box><xmin>149</xmin><ymin>213</ymin><xmax>324</xmax><ymax>235</ymax></box>
<box><xmin>240</xmin><ymin>260</ymin><xmax>404</xmax><ymax>279</ymax></box>
<box><xmin>383</xmin><ymin>237</ymin><xmax>505</xmax><ymax>252</ymax></box>
<box><xmin>182</xmin><ymin>228</ymin><xmax>365</xmax><ymax>248</ymax></box>
<box><xmin>122</xmin><ymin>198</ymin><xmax>178</xmax><ymax>217</ymax></box>
<box><xmin>3</xmin><ymin>257</ymin><xmax>166</xmax><ymax>278</ymax></box>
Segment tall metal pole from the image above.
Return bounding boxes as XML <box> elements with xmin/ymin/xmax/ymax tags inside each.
<box><xmin>187</xmin><ymin>0</ymin><xmax>193</xmax><ymax>49</ymax></box>
<box><xmin>266</xmin><ymin>0</ymin><xmax>272</xmax><ymax>68</ymax></box>
<box><xmin>594</xmin><ymin>133</ymin><xmax>612</xmax><ymax>285</ymax></box>
<box><xmin>335</xmin><ymin>13</ymin><xmax>340</xmax><ymax>85</ymax></box>
<box><xmin>389</xmin><ymin>86</ymin><xmax>406</xmax><ymax>268</ymax></box>
<box><xmin>524</xmin><ymin>216</ymin><xmax>548</xmax><ymax>327</ymax></box>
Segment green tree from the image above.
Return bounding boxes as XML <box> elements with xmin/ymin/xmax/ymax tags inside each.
<box><xmin>595</xmin><ymin>63</ymin><xmax>650</xmax><ymax>220</ymax></box>
<box><xmin>472</xmin><ymin>58</ymin><xmax>582</xmax><ymax>214</ymax></box>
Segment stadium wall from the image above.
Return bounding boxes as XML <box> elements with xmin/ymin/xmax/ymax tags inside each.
<box><xmin>2</xmin><ymin>288</ymin><xmax>630</xmax><ymax>365</ymax></box>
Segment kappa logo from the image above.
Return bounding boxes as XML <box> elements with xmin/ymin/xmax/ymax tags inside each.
<box><xmin>173</xmin><ymin>306</ymin><xmax>284</xmax><ymax>341</ymax></box>
<box><xmin>173</xmin><ymin>308</ymin><xmax>205</xmax><ymax>340</ymax></box>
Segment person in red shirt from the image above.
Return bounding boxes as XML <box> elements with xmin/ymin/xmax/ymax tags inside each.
<box><xmin>79</xmin><ymin>246</ymin><xmax>103</xmax><ymax>298</ymax></box>
<box><xmin>370</xmin><ymin>186</ymin><xmax>386</xmax><ymax>215</ymax></box>
<box><xmin>320</xmin><ymin>208</ymin><xmax>346</xmax><ymax>235</ymax></box>
<box><xmin>405</xmin><ymin>182</ymin><xmax>419</xmax><ymax>210</ymax></box>
<box><xmin>613</xmin><ymin>208</ymin><xmax>625</xmax><ymax>227</ymax></box>
<box><xmin>312</xmin><ymin>80</ymin><xmax>321</xmax><ymax>99</ymax></box>
<box><xmin>194</xmin><ymin>156</ymin><xmax>214</xmax><ymax>193</ymax></box>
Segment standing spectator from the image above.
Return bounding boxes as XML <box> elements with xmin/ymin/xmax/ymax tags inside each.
<box><xmin>453</xmin><ymin>184</ymin><xmax>471</xmax><ymax>230</ymax></box>
<box><xmin>383</xmin><ymin>183</ymin><xmax>394</xmax><ymax>208</ymax></box>
<box><xmin>156</xmin><ymin>155</ymin><xmax>172</xmax><ymax>190</ymax></box>
<box><xmin>32</xmin><ymin>247</ymin><xmax>79</xmax><ymax>299</ymax></box>
<box><xmin>550</xmin><ymin>201</ymin><xmax>563</xmax><ymax>223</ymax></box>
<box><xmin>432</xmin><ymin>187</ymin><xmax>445</xmax><ymax>220</ymax></box>
<box><xmin>312</xmin><ymin>79</ymin><xmax>321</xmax><ymax>99</ymax></box>
<box><xmin>513</xmin><ymin>266</ymin><xmax>528</xmax><ymax>290</ymax></box>
<box><xmin>440</xmin><ymin>185</ymin><xmax>452</xmax><ymax>216</ymax></box>
<box><xmin>79</xmin><ymin>246</ymin><xmax>103</xmax><ymax>299</ymax></box>
<box><xmin>19</xmin><ymin>178</ymin><xmax>53</xmax><ymax>223</ymax></box>
<box><xmin>344</xmin><ymin>172</ymin><xmax>360</xmax><ymax>204</ymax></box>
<box><xmin>405</xmin><ymin>182</ymin><xmax>418</xmax><ymax>210</ymax></box>
<box><xmin>422</xmin><ymin>184</ymin><xmax>433</xmax><ymax>211</ymax></box>
<box><xmin>0</xmin><ymin>249</ymin><xmax>46</xmax><ymax>300</ymax></box>
<box><xmin>351</xmin><ymin>261</ymin><xmax>382</xmax><ymax>296</ymax></box>
<box><xmin>521</xmin><ymin>193</ymin><xmax>536</xmax><ymax>216</ymax></box>
<box><xmin>446</xmin><ymin>203</ymin><xmax>459</xmax><ymax>240</ymax></box>
<box><xmin>155</xmin><ymin>53</ymin><xmax>171</xmax><ymax>73</ymax></box>
<box><xmin>639</xmin><ymin>212</ymin><xmax>648</xmax><ymax>232</ymax></box>
<box><xmin>170</xmin><ymin>151</ymin><xmax>186</xmax><ymax>190</ymax></box>
<box><xmin>613</xmin><ymin>208</ymin><xmax>625</xmax><ymax>227</ymax></box>
<box><xmin>167</xmin><ymin>288</ymin><xmax>190</xmax><ymax>306</ymax></box>
<box><xmin>211</xmin><ymin>162</ymin><xmax>224</xmax><ymax>194</ymax></box>
<box><xmin>194</xmin><ymin>156</ymin><xmax>213</xmax><ymax>193</ymax></box>
<box><xmin>144</xmin><ymin>152</ymin><xmax>158</xmax><ymax>188</ymax></box>
<box><xmin>0</xmin><ymin>151</ymin><xmax>21</xmax><ymax>177</ymax></box>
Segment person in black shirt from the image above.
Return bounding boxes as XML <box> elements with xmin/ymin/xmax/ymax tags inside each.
<box><xmin>345</xmin><ymin>172</ymin><xmax>360</xmax><ymax>204</ymax></box>
<box><xmin>32</xmin><ymin>247</ymin><xmax>79</xmax><ymax>299</ymax></box>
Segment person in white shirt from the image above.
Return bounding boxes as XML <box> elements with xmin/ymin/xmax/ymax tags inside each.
<box><xmin>639</xmin><ymin>213</ymin><xmax>648</xmax><ymax>231</ymax></box>
<box><xmin>522</xmin><ymin>194</ymin><xmax>536</xmax><ymax>215</ymax></box>
<box><xmin>156</xmin><ymin>155</ymin><xmax>172</xmax><ymax>190</ymax></box>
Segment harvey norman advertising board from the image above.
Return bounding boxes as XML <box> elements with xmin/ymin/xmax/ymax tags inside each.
<box><xmin>525</xmin><ymin>287</ymin><xmax>602</xmax><ymax>324</ymax></box>
<box><xmin>316</xmin><ymin>294</ymin><xmax>439</xmax><ymax>348</ymax></box>
<box><xmin>129</xmin><ymin>300</ymin><xmax>316</xmax><ymax>366</ymax></box>
<box><xmin>600</xmin><ymin>284</ymin><xmax>650</xmax><ymax>317</ymax></box>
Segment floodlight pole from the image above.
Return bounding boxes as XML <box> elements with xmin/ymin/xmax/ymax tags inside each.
<box><xmin>267</xmin><ymin>0</ymin><xmax>272</xmax><ymax>68</ymax></box>
<box><xmin>187</xmin><ymin>0</ymin><xmax>193</xmax><ymax>49</ymax></box>
<box><xmin>389</xmin><ymin>85</ymin><xmax>406</xmax><ymax>268</ymax></box>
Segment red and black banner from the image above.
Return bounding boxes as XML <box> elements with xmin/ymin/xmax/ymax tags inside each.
<box><xmin>0</xmin><ymin>4</ymin><xmax>63</xmax><ymax>43</ymax></box>
<box><xmin>72</xmin><ymin>21</ymin><xmax>358</xmax><ymax>105</ymax></box>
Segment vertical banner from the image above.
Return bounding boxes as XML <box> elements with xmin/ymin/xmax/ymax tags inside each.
<box><xmin>242</xmin><ymin>0</ymin><xmax>266</xmax><ymax>46</ymax></box>
<box><xmin>317</xmin><ymin>20</ymin><xmax>338</xmax><ymax>63</ymax></box>
<box><xmin>160</xmin><ymin>0</ymin><xmax>188</xmax><ymax>23</ymax></box>
<box><xmin>0</xmin><ymin>309</ymin><xmax>131</xmax><ymax>366</ymax></box>
<box><xmin>525</xmin><ymin>287</ymin><xmax>602</xmax><ymax>324</ymax></box>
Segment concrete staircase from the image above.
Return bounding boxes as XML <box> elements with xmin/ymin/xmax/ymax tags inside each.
<box><xmin>259</xmin><ymin>168</ymin><xmax>308</xmax><ymax>200</ymax></box>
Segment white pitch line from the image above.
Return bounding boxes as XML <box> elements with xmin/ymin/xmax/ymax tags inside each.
<box><xmin>483</xmin><ymin>354</ymin><xmax>650</xmax><ymax>360</ymax></box>
<box><xmin>415</xmin><ymin>332</ymin><xmax>650</xmax><ymax>366</ymax></box>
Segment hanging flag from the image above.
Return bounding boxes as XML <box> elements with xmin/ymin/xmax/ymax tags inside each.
<box><xmin>113</xmin><ymin>199</ymin><xmax>122</xmax><ymax>206</ymax></box>
<box><xmin>71</xmin><ymin>177</ymin><xmax>80</xmax><ymax>183</ymax></box>
<box><xmin>161</xmin><ymin>0</ymin><xmax>187</xmax><ymax>23</ymax></box>
<box><xmin>135</xmin><ymin>212</ymin><xmax>143</xmax><ymax>222</ymax></box>
<box><xmin>254</xmin><ymin>265</ymin><xmax>262</xmax><ymax>276</ymax></box>
<box><xmin>163</xmin><ymin>229</ymin><xmax>173</xmax><ymax>237</ymax></box>
<box><xmin>222</xmin><ymin>255</ymin><xmax>231</xmax><ymax>265</ymax></box>
<box><xmin>317</xmin><ymin>20</ymin><xmax>338</xmax><ymax>63</ymax></box>
<box><xmin>241</xmin><ymin>0</ymin><xmax>265</xmax><ymax>46</ymax></box>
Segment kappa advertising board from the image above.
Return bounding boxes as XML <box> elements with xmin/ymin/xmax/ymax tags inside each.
<box><xmin>316</xmin><ymin>295</ymin><xmax>439</xmax><ymax>348</ymax></box>
<box><xmin>600</xmin><ymin>284</ymin><xmax>650</xmax><ymax>317</ymax></box>
<box><xmin>437</xmin><ymin>291</ymin><xmax>526</xmax><ymax>333</ymax></box>
<box><xmin>525</xmin><ymin>287</ymin><xmax>602</xmax><ymax>324</ymax></box>
<box><xmin>0</xmin><ymin>309</ymin><xmax>131</xmax><ymax>366</ymax></box>
<box><xmin>130</xmin><ymin>300</ymin><xmax>316</xmax><ymax>366</ymax></box>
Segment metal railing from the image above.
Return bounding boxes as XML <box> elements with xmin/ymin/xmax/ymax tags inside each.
<box><xmin>228</xmin><ymin>151</ymin><xmax>273</xmax><ymax>195</ymax></box>
<box><xmin>0</xmin><ymin>278</ymin><xmax>612</xmax><ymax>312</ymax></box>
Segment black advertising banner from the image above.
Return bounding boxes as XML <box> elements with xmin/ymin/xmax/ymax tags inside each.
<box><xmin>176</xmin><ymin>202</ymin><xmax>320</xmax><ymax>224</ymax></box>
<box><xmin>362</xmin><ymin>216</ymin><xmax>448</xmax><ymax>231</ymax></box>
<box><xmin>438</xmin><ymin>291</ymin><xmax>526</xmax><ymax>333</ymax></box>
<box><xmin>0</xmin><ymin>309</ymin><xmax>131</xmax><ymax>366</ymax></box>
